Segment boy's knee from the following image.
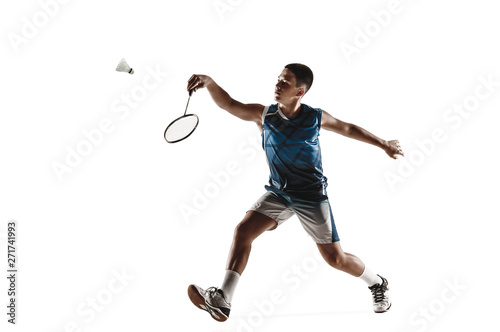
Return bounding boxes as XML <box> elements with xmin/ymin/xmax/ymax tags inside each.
<box><xmin>233</xmin><ymin>221</ymin><xmax>254</xmax><ymax>243</ymax></box>
<box><xmin>233</xmin><ymin>212</ymin><xmax>277</xmax><ymax>243</ymax></box>
<box><xmin>319</xmin><ymin>246</ymin><xmax>346</xmax><ymax>269</ymax></box>
<box><xmin>326</xmin><ymin>254</ymin><xmax>346</xmax><ymax>269</ymax></box>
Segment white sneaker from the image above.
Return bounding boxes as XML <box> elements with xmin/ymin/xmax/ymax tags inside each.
<box><xmin>188</xmin><ymin>284</ymin><xmax>231</xmax><ymax>322</ymax></box>
<box><xmin>368</xmin><ymin>275</ymin><xmax>391</xmax><ymax>313</ymax></box>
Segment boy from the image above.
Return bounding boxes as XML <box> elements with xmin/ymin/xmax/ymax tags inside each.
<box><xmin>186</xmin><ymin>64</ymin><xmax>404</xmax><ymax>322</ymax></box>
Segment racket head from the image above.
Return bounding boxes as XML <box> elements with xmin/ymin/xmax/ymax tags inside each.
<box><xmin>164</xmin><ymin>114</ymin><xmax>199</xmax><ymax>143</ymax></box>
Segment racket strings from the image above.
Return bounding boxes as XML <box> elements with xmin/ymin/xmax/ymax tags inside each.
<box><xmin>165</xmin><ymin>115</ymin><xmax>199</xmax><ymax>142</ymax></box>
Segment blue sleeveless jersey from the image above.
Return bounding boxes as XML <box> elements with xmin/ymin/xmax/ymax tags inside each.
<box><xmin>261</xmin><ymin>103</ymin><xmax>328</xmax><ymax>201</ymax></box>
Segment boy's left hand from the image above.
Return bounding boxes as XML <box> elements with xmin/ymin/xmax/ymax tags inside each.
<box><xmin>384</xmin><ymin>140</ymin><xmax>404</xmax><ymax>159</ymax></box>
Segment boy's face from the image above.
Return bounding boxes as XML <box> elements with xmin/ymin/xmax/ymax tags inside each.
<box><xmin>274</xmin><ymin>68</ymin><xmax>305</xmax><ymax>103</ymax></box>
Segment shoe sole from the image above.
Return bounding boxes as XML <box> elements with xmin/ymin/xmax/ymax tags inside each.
<box><xmin>187</xmin><ymin>284</ymin><xmax>228</xmax><ymax>322</ymax></box>
<box><xmin>375</xmin><ymin>302</ymin><xmax>392</xmax><ymax>313</ymax></box>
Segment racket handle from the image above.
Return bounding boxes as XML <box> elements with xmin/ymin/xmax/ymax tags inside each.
<box><xmin>189</xmin><ymin>88</ymin><xmax>194</xmax><ymax>96</ymax></box>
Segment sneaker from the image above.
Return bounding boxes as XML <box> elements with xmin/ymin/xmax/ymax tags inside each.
<box><xmin>188</xmin><ymin>284</ymin><xmax>231</xmax><ymax>322</ymax></box>
<box><xmin>368</xmin><ymin>275</ymin><xmax>391</xmax><ymax>313</ymax></box>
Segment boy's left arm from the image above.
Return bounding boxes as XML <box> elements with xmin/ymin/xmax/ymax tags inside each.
<box><xmin>321</xmin><ymin>109</ymin><xmax>404</xmax><ymax>159</ymax></box>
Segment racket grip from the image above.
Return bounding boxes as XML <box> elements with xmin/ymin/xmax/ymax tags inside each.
<box><xmin>189</xmin><ymin>88</ymin><xmax>194</xmax><ymax>96</ymax></box>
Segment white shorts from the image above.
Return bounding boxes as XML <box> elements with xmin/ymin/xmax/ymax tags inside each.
<box><xmin>248</xmin><ymin>191</ymin><xmax>340</xmax><ymax>244</ymax></box>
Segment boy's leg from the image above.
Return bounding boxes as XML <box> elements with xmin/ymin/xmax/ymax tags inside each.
<box><xmin>291</xmin><ymin>198</ymin><xmax>390</xmax><ymax>313</ymax></box>
<box><xmin>316</xmin><ymin>241</ymin><xmax>365</xmax><ymax>277</ymax></box>
<box><xmin>317</xmin><ymin>242</ymin><xmax>391</xmax><ymax>313</ymax></box>
<box><xmin>226</xmin><ymin>210</ymin><xmax>278</xmax><ymax>275</ymax></box>
<box><xmin>187</xmin><ymin>211</ymin><xmax>278</xmax><ymax>321</ymax></box>
<box><xmin>216</xmin><ymin>211</ymin><xmax>277</xmax><ymax>305</ymax></box>
<box><xmin>219</xmin><ymin>211</ymin><xmax>277</xmax><ymax>304</ymax></box>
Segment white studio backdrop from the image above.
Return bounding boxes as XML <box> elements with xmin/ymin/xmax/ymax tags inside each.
<box><xmin>1</xmin><ymin>0</ymin><xmax>499</xmax><ymax>331</ymax></box>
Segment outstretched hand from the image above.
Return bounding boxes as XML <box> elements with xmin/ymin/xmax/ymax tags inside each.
<box><xmin>385</xmin><ymin>140</ymin><xmax>404</xmax><ymax>159</ymax></box>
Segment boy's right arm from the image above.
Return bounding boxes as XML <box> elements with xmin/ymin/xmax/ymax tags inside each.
<box><xmin>187</xmin><ymin>74</ymin><xmax>264</xmax><ymax>124</ymax></box>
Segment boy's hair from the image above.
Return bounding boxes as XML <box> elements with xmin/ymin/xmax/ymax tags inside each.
<box><xmin>285</xmin><ymin>63</ymin><xmax>314</xmax><ymax>94</ymax></box>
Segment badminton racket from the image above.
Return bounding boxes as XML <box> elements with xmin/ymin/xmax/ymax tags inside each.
<box><xmin>164</xmin><ymin>89</ymin><xmax>198</xmax><ymax>143</ymax></box>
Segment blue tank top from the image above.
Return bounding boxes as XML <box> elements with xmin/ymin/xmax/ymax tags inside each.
<box><xmin>261</xmin><ymin>103</ymin><xmax>328</xmax><ymax>201</ymax></box>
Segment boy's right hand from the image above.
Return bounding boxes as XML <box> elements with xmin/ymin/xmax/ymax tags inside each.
<box><xmin>187</xmin><ymin>74</ymin><xmax>212</xmax><ymax>93</ymax></box>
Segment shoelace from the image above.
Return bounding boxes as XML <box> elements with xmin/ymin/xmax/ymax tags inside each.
<box><xmin>369</xmin><ymin>283</ymin><xmax>387</xmax><ymax>303</ymax></box>
<box><xmin>206</xmin><ymin>287</ymin><xmax>219</xmax><ymax>298</ymax></box>
<box><xmin>206</xmin><ymin>287</ymin><xmax>229</xmax><ymax>305</ymax></box>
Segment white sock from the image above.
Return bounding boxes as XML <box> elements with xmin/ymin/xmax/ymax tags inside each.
<box><xmin>221</xmin><ymin>270</ymin><xmax>240</xmax><ymax>303</ymax></box>
<box><xmin>358</xmin><ymin>266</ymin><xmax>383</xmax><ymax>287</ymax></box>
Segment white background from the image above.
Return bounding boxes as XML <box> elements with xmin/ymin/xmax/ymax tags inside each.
<box><xmin>1</xmin><ymin>0</ymin><xmax>499</xmax><ymax>331</ymax></box>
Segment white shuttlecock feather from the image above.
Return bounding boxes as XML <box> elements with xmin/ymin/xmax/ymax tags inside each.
<box><xmin>116</xmin><ymin>58</ymin><xmax>134</xmax><ymax>74</ymax></box>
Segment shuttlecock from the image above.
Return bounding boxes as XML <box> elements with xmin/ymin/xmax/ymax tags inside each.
<box><xmin>116</xmin><ymin>58</ymin><xmax>134</xmax><ymax>74</ymax></box>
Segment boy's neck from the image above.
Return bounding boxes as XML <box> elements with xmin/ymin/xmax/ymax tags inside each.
<box><xmin>278</xmin><ymin>100</ymin><xmax>302</xmax><ymax>119</ymax></box>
